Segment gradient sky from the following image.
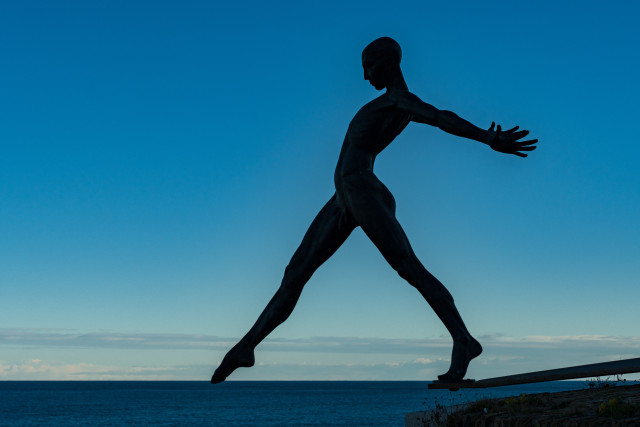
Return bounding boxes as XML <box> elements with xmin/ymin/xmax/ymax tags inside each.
<box><xmin>1</xmin><ymin>0</ymin><xmax>639</xmax><ymax>380</ymax></box>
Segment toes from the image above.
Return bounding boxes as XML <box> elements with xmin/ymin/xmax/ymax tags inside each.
<box><xmin>211</xmin><ymin>370</ymin><xmax>226</xmax><ymax>384</ymax></box>
<box><xmin>438</xmin><ymin>369</ymin><xmax>463</xmax><ymax>381</ymax></box>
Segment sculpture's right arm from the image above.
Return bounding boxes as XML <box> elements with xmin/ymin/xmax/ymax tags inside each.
<box><xmin>391</xmin><ymin>91</ymin><xmax>489</xmax><ymax>144</ymax></box>
<box><xmin>392</xmin><ymin>91</ymin><xmax>537</xmax><ymax>157</ymax></box>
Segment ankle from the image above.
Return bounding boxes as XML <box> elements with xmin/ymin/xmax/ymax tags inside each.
<box><xmin>452</xmin><ymin>334</ymin><xmax>472</xmax><ymax>344</ymax></box>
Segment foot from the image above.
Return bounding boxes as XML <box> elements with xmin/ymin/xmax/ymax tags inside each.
<box><xmin>438</xmin><ymin>337</ymin><xmax>482</xmax><ymax>381</ymax></box>
<box><xmin>211</xmin><ymin>344</ymin><xmax>255</xmax><ymax>384</ymax></box>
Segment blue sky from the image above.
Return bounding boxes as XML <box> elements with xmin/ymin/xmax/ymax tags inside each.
<box><xmin>1</xmin><ymin>0</ymin><xmax>639</xmax><ymax>380</ymax></box>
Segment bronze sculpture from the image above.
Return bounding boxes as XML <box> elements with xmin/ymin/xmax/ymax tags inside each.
<box><xmin>212</xmin><ymin>37</ymin><xmax>537</xmax><ymax>384</ymax></box>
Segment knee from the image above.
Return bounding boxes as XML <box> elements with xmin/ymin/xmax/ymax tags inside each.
<box><xmin>284</xmin><ymin>258</ymin><xmax>305</xmax><ymax>279</ymax></box>
<box><xmin>282</xmin><ymin>261</ymin><xmax>311</xmax><ymax>291</ymax></box>
<box><xmin>394</xmin><ymin>255</ymin><xmax>419</xmax><ymax>283</ymax></box>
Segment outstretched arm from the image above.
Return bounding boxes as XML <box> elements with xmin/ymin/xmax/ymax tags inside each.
<box><xmin>391</xmin><ymin>91</ymin><xmax>537</xmax><ymax>157</ymax></box>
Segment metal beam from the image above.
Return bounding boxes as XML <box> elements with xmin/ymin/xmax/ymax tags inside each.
<box><xmin>428</xmin><ymin>357</ymin><xmax>640</xmax><ymax>390</ymax></box>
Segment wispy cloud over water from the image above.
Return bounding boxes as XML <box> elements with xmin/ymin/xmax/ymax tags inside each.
<box><xmin>2</xmin><ymin>329</ymin><xmax>639</xmax><ymax>380</ymax></box>
<box><xmin>2</xmin><ymin>328</ymin><xmax>639</xmax><ymax>352</ymax></box>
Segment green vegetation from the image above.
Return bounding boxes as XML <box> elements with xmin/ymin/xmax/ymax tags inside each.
<box><xmin>598</xmin><ymin>398</ymin><xmax>638</xmax><ymax>419</ymax></box>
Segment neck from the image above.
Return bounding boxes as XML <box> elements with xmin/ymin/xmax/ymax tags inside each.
<box><xmin>386</xmin><ymin>69</ymin><xmax>408</xmax><ymax>93</ymax></box>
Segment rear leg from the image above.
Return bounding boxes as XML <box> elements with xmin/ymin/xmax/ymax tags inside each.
<box><xmin>211</xmin><ymin>343</ymin><xmax>255</xmax><ymax>384</ymax></box>
<box><xmin>212</xmin><ymin>195</ymin><xmax>355</xmax><ymax>383</ymax></box>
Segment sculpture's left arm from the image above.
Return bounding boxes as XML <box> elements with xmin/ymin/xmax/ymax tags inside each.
<box><xmin>390</xmin><ymin>91</ymin><xmax>538</xmax><ymax>157</ymax></box>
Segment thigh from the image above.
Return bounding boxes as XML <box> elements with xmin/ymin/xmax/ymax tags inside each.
<box><xmin>288</xmin><ymin>194</ymin><xmax>356</xmax><ymax>272</ymax></box>
<box><xmin>344</xmin><ymin>175</ymin><xmax>416</xmax><ymax>268</ymax></box>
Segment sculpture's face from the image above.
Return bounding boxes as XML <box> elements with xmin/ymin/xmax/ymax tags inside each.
<box><xmin>362</xmin><ymin>51</ymin><xmax>393</xmax><ymax>90</ymax></box>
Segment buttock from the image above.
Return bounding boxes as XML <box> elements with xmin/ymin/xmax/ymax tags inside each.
<box><xmin>337</xmin><ymin>171</ymin><xmax>397</xmax><ymax>217</ymax></box>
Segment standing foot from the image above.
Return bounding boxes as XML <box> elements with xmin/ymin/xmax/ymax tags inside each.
<box><xmin>211</xmin><ymin>343</ymin><xmax>255</xmax><ymax>384</ymax></box>
<box><xmin>438</xmin><ymin>337</ymin><xmax>482</xmax><ymax>381</ymax></box>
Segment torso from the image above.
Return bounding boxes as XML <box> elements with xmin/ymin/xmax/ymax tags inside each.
<box><xmin>334</xmin><ymin>93</ymin><xmax>411</xmax><ymax>189</ymax></box>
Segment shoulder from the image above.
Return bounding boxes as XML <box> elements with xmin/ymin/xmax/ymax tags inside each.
<box><xmin>387</xmin><ymin>90</ymin><xmax>424</xmax><ymax>108</ymax></box>
<box><xmin>364</xmin><ymin>91</ymin><xmax>427</xmax><ymax>114</ymax></box>
<box><xmin>386</xmin><ymin>90</ymin><xmax>440</xmax><ymax>125</ymax></box>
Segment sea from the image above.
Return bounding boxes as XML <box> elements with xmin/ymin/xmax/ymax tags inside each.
<box><xmin>0</xmin><ymin>380</ymin><xmax>593</xmax><ymax>426</ymax></box>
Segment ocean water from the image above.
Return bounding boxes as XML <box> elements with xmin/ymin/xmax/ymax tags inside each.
<box><xmin>0</xmin><ymin>381</ymin><xmax>589</xmax><ymax>426</ymax></box>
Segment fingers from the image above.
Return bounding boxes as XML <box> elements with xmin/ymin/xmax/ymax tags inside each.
<box><xmin>513</xmin><ymin>145</ymin><xmax>536</xmax><ymax>157</ymax></box>
<box><xmin>512</xmin><ymin>130</ymin><xmax>530</xmax><ymax>139</ymax></box>
<box><xmin>492</xmin><ymin>123</ymin><xmax>517</xmax><ymax>132</ymax></box>
<box><xmin>519</xmin><ymin>138</ymin><xmax>538</xmax><ymax>146</ymax></box>
<box><xmin>491</xmin><ymin>123</ymin><xmax>538</xmax><ymax>158</ymax></box>
<box><xmin>502</xmin><ymin>128</ymin><xmax>529</xmax><ymax>138</ymax></box>
<box><xmin>499</xmin><ymin>126</ymin><xmax>534</xmax><ymax>144</ymax></box>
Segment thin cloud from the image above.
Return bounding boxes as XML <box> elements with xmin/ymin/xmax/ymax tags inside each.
<box><xmin>3</xmin><ymin>329</ymin><xmax>640</xmax><ymax>380</ymax></box>
<box><xmin>0</xmin><ymin>359</ymin><xmax>196</xmax><ymax>380</ymax></box>
<box><xmin>2</xmin><ymin>329</ymin><xmax>640</xmax><ymax>355</ymax></box>
<box><xmin>0</xmin><ymin>358</ymin><xmax>442</xmax><ymax>381</ymax></box>
<box><xmin>5</xmin><ymin>355</ymin><xmax>638</xmax><ymax>381</ymax></box>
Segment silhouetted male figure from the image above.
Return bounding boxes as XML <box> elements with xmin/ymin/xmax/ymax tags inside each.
<box><xmin>212</xmin><ymin>37</ymin><xmax>537</xmax><ymax>383</ymax></box>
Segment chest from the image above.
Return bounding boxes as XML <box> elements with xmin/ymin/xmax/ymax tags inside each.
<box><xmin>347</xmin><ymin>97</ymin><xmax>410</xmax><ymax>146</ymax></box>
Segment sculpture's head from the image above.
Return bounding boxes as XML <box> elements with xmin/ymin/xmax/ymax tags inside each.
<box><xmin>362</xmin><ymin>37</ymin><xmax>402</xmax><ymax>90</ymax></box>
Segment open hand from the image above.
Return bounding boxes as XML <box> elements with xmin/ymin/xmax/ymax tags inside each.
<box><xmin>487</xmin><ymin>122</ymin><xmax>537</xmax><ymax>157</ymax></box>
